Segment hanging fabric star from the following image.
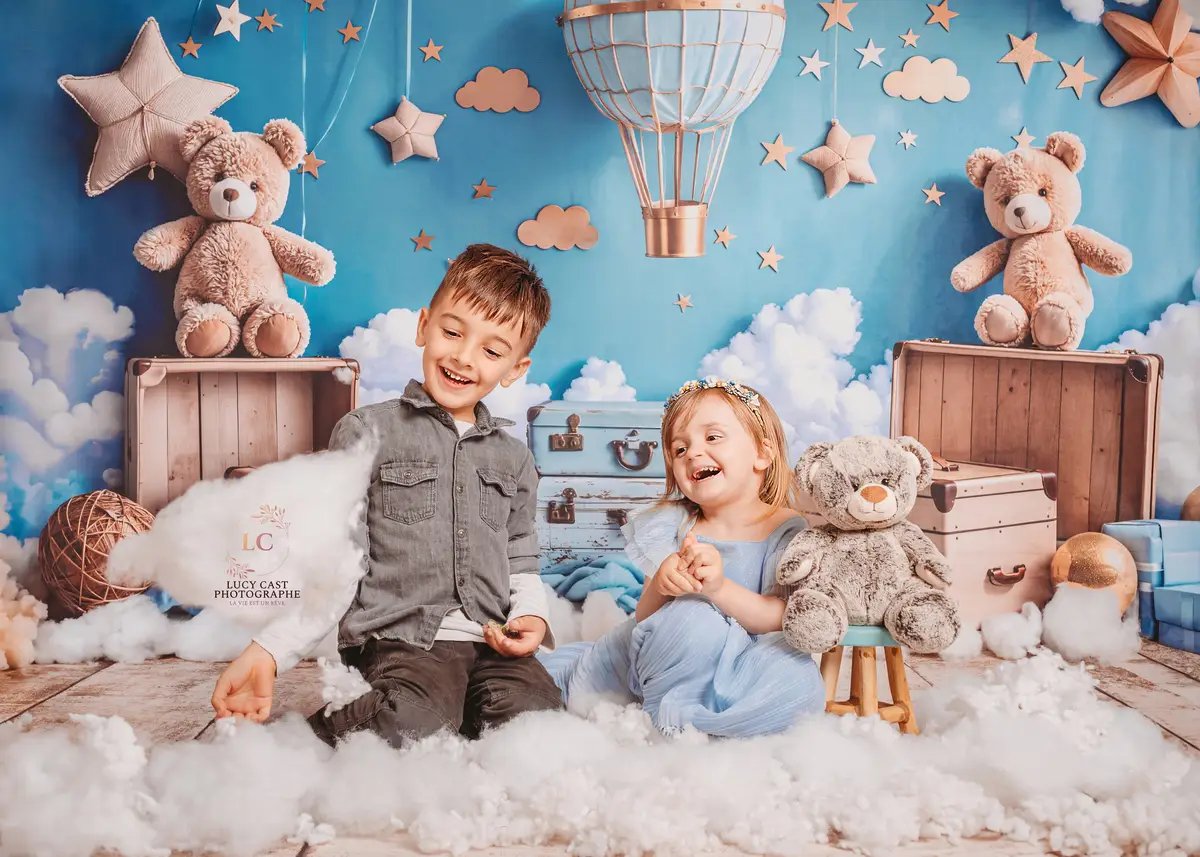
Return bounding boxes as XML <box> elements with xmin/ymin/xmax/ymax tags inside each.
<box><xmin>1101</xmin><ymin>0</ymin><xmax>1200</xmax><ymax>128</ymax></box>
<box><xmin>299</xmin><ymin>151</ymin><xmax>325</xmax><ymax>178</ymax></box>
<box><xmin>856</xmin><ymin>39</ymin><xmax>885</xmax><ymax>69</ymax></box>
<box><xmin>799</xmin><ymin>51</ymin><xmax>830</xmax><ymax>80</ymax></box>
<box><xmin>419</xmin><ymin>39</ymin><xmax>444</xmax><ymax>62</ymax></box>
<box><xmin>338</xmin><ymin>20</ymin><xmax>363</xmax><ymax>43</ymax></box>
<box><xmin>758</xmin><ymin>246</ymin><xmax>783</xmax><ymax>272</ymax></box>
<box><xmin>819</xmin><ymin>0</ymin><xmax>856</xmax><ymax>32</ymax></box>
<box><xmin>255</xmin><ymin>9</ymin><xmax>281</xmax><ymax>31</ymax></box>
<box><xmin>926</xmin><ymin>0</ymin><xmax>958</xmax><ymax>31</ymax></box>
<box><xmin>801</xmin><ymin>120</ymin><xmax>876</xmax><ymax>198</ymax></box>
<box><xmin>179</xmin><ymin>36</ymin><xmax>202</xmax><ymax>58</ymax></box>
<box><xmin>713</xmin><ymin>226</ymin><xmax>736</xmax><ymax>248</ymax></box>
<box><xmin>214</xmin><ymin>0</ymin><xmax>252</xmax><ymax>40</ymax></box>
<box><xmin>371</xmin><ymin>97</ymin><xmax>445</xmax><ymax>163</ymax></box>
<box><xmin>58</xmin><ymin>17</ymin><xmax>238</xmax><ymax>196</ymax></box>
<box><xmin>1058</xmin><ymin>57</ymin><xmax>1097</xmax><ymax>99</ymax></box>
<box><xmin>1012</xmin><ymin>126</ymin><xmax>1036</xmax><ymax>148</ymax></box>
<box><xmin>760</xmin><ymin>134</ymin><xmax>794</xmax><ymax>169</ymax></box>
<box><xmin>998</xmin><ymin>33</ymin><xmax>1052</xmax><ymax>84</ymax></box>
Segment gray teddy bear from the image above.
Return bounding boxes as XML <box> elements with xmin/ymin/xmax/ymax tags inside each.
<box><xmin>777</xmin><ymin>436</ymin><xmax>960</xmax><ymax>654</ymax></box>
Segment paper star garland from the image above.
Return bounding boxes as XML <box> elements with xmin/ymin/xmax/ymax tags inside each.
<box><xmin>999</xmin><ymin>33</ymin><xmax>1052</xmax><ymax>84</ymax></box>
<box><xmin>472</xmin><ymin>178</ymin><xmax>496</xmax><ymax>199</ymax></box>
<box><xmin>819</xmin><ymin>0</ymin><xmax>856</xmax><ymax>32</ymax></box>
<box><xmin>900</xmin><ymin>29</ymin><xmax>920</xmax><ymax>48</ymax></box>
<box><xmin>714</xmin><ymin>226</ymin><xmax>736</xmax><ymax>248</ymax></box>
<box><xmin>926</xmin><ymin>0</ymin><xmax>958</xmax><ymax>31</ymax></box>
<box><xmin>758</xmin><ymin>246</ymin><xmax>783</xmax><ymax>272</ymax></box>
<box><xmin>760</xmin><ymin>134</ymin><xmax>794</xmax><ymax>169</ymax></box>
<box><xmin>179</xmin><ymin>36</ymin><xmax>202</xmax><ymax>58</ymax></box>
<box><xmin>674</xmin><ymin>294</ymin><xmax>693</xmax><ymax>313</ymax></box>
<box><xmin>1101</xmin><ymin>0</ymin><xmax>1200</xmax><ymax>128</ymax></box>
<box><xmin>255</xmin><ymin>9</ymin><xmax>281</xmax><ymax>31</ymax></box>
<box><xmin>898</xmin><ymin>130</ymin><xmax>918</xmax><ymax>149</ymax></box>
<box><xmin>799</xmin><ymin>51</ymin><xmax>830</xmax><ymax>80</ymax></box>
<box><xmin>801</xmin><ymin>120</ymin><xmax>876</xmax><ymax>198</ymax></box>
<box><xmin>371</xmin><ymin>98</ymin><xmax>445</xmax><ymax>163</ymax></box>
<box><xmin>922</xmin><ymin>183</ymin><xmax>945</xmax><ymax>205</ymax></box>
<box><xmin>1012</xmin><ymin>126</ymin><xmax>1036</xmax><ymax>148</ymax></box>
<box><xmin>214</xmin><ymin>1</ymin><xmax>252</xmax><ymax>40</ymax></box>
<box><xmin>419</xmin><ymin>39</ymin><xmax>444</xmax><ymax>62</ymax></box>
<box><xmin>1058</xmin><ymin>57</ymin><xmax>1097</xmax><ymax>99</ymax></box>
<box><xmin>412</xmin><ymin>229</ymin><xmax>435</xmax><ymax>252</ymax></box>
<box><xmin>338</xmin><ymin>20</ymin><xmax>362</xmax><ymax>43</ymax></box>
<box><xmin>58</xmin><ymin>18</ymin><xmax>238</xmax><ymax>196</ymax></box>
<box><xmin>856</xmin><ymin>39</ymin><xmax>885</xmax><ymax>69</ymax></box>
<box><xmin>299</xmin><ymin>151</ymin><xmax>325</xmax><ymax>177</ymax></box>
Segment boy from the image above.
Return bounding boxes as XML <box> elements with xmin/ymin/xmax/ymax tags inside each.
<box><xmin>211</xmin><ymin>243</ymin><xmax>563</xmax><ymax>746</ymax></box>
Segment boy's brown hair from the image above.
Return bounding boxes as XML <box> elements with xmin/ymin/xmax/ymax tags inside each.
<box><xmin>431</xmin><ymin>244</ymin><xmax>551</xmax><ymax>352</ymax></box>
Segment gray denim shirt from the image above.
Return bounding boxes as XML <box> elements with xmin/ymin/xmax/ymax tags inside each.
<box><xmin>332</xmin><ymin>379</ymin><xmax>539</xmax><ymax>651</ymax></box>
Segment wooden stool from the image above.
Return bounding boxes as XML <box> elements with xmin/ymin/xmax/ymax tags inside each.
<box><xmin>819</xmin><ymin>625</ymin><xmax>918</xmax><ymax>735</ymax></box>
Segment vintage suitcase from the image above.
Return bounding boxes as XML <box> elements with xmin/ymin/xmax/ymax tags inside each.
<box><xmin>1102</xmin><ymin>519</ymin><xmax>1200</xmax><ymax>638</ymax></box>
<box><xmin>910</xmin><ymin>459</ymin><xmax>1057</xmax><ymax>627</ymax></box>
<box><xmin>891</xmin><ymin>340</ymin><xmax>1163</xmax><ymax>540</ymax></box>
<box><xmin>536</xmin><ymin>475</ymin><xmax>664</xmax><ymax>572</ymax></box>
<box><xmin>125</xmin><ymin>357</ymin><xmax>359</xmax><ymax>513</ymax></box>
<box><xmin>527</xmin><ymin>401</ymin><xmax>666</xmax><ymax>478</ymax></box>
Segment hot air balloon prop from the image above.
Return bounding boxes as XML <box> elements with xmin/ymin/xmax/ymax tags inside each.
<box><xmin>559</xmin><ymin>0</ymin><xmax>786</xmax><ymax>258</ymax></box>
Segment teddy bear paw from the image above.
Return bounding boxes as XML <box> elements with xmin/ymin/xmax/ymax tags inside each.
<box><xmin>253</xmin><ymin>315</ymin><xmax>302</xmax><ymax>358</ymax></box>
<box><xmin>185</xmin><ymin>319</ymin><xmax>234</xmax><ymax>358</ymax></box>
<box><xmin>1031</xmin><ymin>296</ymin><xmax>1084</xmax><ymax>350</ymax></box>
<box><xmin>975</xmin><ymin>295</ymin><xmax>1029</xmax><ymax>347</ymax></box>
<box><xmin>782</xmin><ymin>589</ymin><xmax>848</xmax><ymax>654</ymax></box>
<box><xmin>885</xmin><ymin>589</ymin><xmax>960</xmax><ymax>654</ymax></box>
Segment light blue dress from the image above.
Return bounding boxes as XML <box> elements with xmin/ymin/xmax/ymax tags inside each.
<box><xmin>538</xmin><ymin>515</ymin><xmax>825</xmax><ymax>737</ymax></box>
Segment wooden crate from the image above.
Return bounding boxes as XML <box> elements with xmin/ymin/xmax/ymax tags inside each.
<box><xmin>890</xmin><ymin>340</ymin><xmax>1162</xmax><ymax>540</ymax></box>
<box><xmin>124</xmin><ymin>357</ymin><xmax>359</xmax><ymax>513</ymax></box>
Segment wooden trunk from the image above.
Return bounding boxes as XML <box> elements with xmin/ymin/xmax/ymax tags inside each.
<box><xmin>124</xmin><ymin>357</ymin><xmax>359</xmax><ymax>514</ymax></box>
<box><xmin>891</xmin><ymin>340</ymin><xmax>1163</xmax><ymax>540</ymax></box>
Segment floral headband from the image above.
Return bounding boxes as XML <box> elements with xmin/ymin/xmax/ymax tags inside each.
<box><xmin>664</xmin><ymin>376</ymin><xmax>763</xmax><ymax>420</ymax></box>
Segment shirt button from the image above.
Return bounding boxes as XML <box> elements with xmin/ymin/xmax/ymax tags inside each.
<box><xmin>456</xmin><ymin>484</ymin><xmax>463</xmax><ymax>493</ymax></box>
<box><xmin>458</xmin><ymin>528</ymin><xmax>465</xmax><ymax>536</ymax></box>
<box><xmin>404</xmin><ymin>471</ymin><xmax>412</xmax><ymax>480</ymax></box>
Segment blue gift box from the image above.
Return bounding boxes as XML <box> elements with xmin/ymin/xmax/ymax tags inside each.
<box><xmin>1154</xmin><ymin>584</ymin><xmax>1200</xmax><ymax>632</ymax></box>
<box><xmin>1102</xmin><ymin>519</ymin><xmax>1200</xmax><ymax>640</ymax></box>
<box><xmin>1156</xmin><ymin>621</ymin><xmax>1200</xmax><ymax>655</ymax></box>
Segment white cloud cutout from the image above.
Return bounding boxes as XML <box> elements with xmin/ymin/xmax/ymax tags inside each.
<box><xmin>338</xmin><ymin>308</ymin><xmax>550</xmax><ymax>440</ymax></box>
<box><xmin>698</xmin><ymin>288</ymin><xmax>892</xmax><ymax>461</ymax></box>
<box><xmin>1060</xmin><ymin>0</ymin><xmax>1149</xmax><ymax>24</ymax></box>
<box><xmin>563</xmin><ymin>358</ymin><xmax>637</xmax><ymax>402</ymax></box>
<box><xmin>8</xmin><ymin>287</ymin><xmax>133</xmax><ymax>385</ymax></box>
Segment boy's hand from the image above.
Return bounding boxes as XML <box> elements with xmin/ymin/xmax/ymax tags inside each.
<box><xmin>211</xmin><ymin>641</ymin><xmax>277</xmax><ymax>723</ymax></box>
<box><xmin>652</xmin><ymin>552</ymin><xmax>701</xmax><ymax>598</ymax></box>
<box><xmin>679</xmin><ymin>532</ymin><xmax>724</xmax><ymax>595</ymax></box>
<box><xmin>483</xmin><ymin>615</ymin><xmax>546</xmax><ymax>657</ymax></box>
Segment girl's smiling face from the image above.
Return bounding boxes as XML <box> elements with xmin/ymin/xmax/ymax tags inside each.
<box><xmin>667</xmin><ymin>393</ymin><xmax>772</xmax><ymax>510</ymax></box>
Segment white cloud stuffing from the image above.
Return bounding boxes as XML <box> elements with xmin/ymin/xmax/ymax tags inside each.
<box><xmin>338</xmin><ymin>307</ymin><xmax>551</xmax><ymax>439</ymax></box>
<box><xmin>981</xmin><ymin>602</ymin><xmax>1042</xmax><ymax>660</ymax></box>
<box><xmin>1060</xmin><ymin>0</ymin><xmax>1149</xmax><ymax>24</ymax></box>
<box><xmin>698</xmin><ymin>288</ymin><xmax>892</xmax><ymax>460</ymax></box>
<box><xmin>563</xmin><ymin>357</ymin><xmax>637</xmax><ymax>401</ymax></box>
<box><xmin>1041</xmin><ymin>584</ymin><xmax>1141</xmax><ymax>665</ymax></box>
<box><xmin>1</xmin><ymin>552</ymin><xmax>47</xmax><ymax>669</ymax></box>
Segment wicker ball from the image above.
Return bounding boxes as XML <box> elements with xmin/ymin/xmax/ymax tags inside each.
<box><xmin>1050</xmin><ymin>532</ymin><xmax>1137</xmax><ymax>614</ymax></box>
<box><xmin>38</xmin><ymin>490</ymin><xmax>155</xmax><ymax>616</ymax></box>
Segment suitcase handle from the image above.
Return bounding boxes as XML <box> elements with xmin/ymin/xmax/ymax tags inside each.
<box><xmin>930</xmin><ymin>454</ymin><xmax>959</xmax><ymax>472</ymax></box>
<box><xmin>611</xmin><ymin>432</ymin><xmax>659</xmax><ymax>472</ymax></box>
<box><xmin>224</xmin><ymin>466</ymin><xmax>256</xmax><ymax>480</ymax></box>
<box><xmin>986</xmin><ymin>564</ymin><xmax>1026</xmax><ymax>586</ymax></box>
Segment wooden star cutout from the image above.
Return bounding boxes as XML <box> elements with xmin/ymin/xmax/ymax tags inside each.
<box><xmin>1101</xmin><ymin>0</ymin><xmax>1200</xmax><ymax>128</ymax></box>
<box><xmin>998</xmin><ymin>33</ymin><xmax>1052</xmax><ymax>84</ymax></box>
<box><xmin>472</xmin><ymin>178</ymin><xmax>496</xmax><ymax>199</ymax></box>
<box><xmin>411</xmin><ymin>229</ymin><xmax>435</xmax><ymax>252</ymax></box>
<box><xmin>338</xmin><ymin>20</ymin><xmax>362</xmax><ymax>43</ymax></box>
<box><xmin>714</xmin><ymin>226</ymin><xmax>736</xmax><ymax>248</ymax></box>
<box><xmin>1058</xmin><ymin>57</ymin><xmax>1097</xmax><ymax>99</ymax></box>
<box><xmin>299</xmin><ymin>151</ymin><xmax>325</xmax><ymax>178</ymax></box>
<box><xmin>1012</xmin><ymin>126</ymin><xmax>1036</xmax><ymax>148</ymax></box>
<box><xmin>799</xmin><ymin>50</ymin><xmax>830</xmax><ymax>80</ymax></box>
<box><xmin>758</xmin><ymin>246</ymin><xmax>783</xmax><ymax>272</ymax></box>
<box><xmin>178</xmin><ymin>36</ymin><xmax>202</xmax><ymax>58</ymax></box>
<box><xmin>900</xmin><ymin>29</ymin><xmax>920</xmax><ymax>48</ymax></box>
<box><xmin>898</xmin><ymin>129</ymin><xmax>918</xmax><ymax>150</ymax></box>
<box><xmin>922</xmin><ymin>183</ymin><xmax>945</xmax><ymax>206</ymax></box>
<box><xmin>760</xmin><ymin>134</ymin><xmax>794</xmax><ymax>169</ymax></box>
<box><xmin>214</xmin><ymin>0</ymin><xmax>252</xmax><ymax>40</ymax></box>
<box><xmin>674</xmin><ymin>294</ymin><xmax>693</xmax><ymax>313</ymax></box>
<box><xmin>801</xmin><ymin>120</ymin><xmax>876</xmax><ymax>198</ymax></box>
<box><xmin>856</xmin><ymin>38</ymin><xmax>885</xmax><ymax>69</ymax></box>
<box><xmin>57</xmin><ymin>18</ymin><xmax>238</xmax><ymax>196</ymax></box>
<box><xmin>304</xmin><ymin>0</ymin><xmax>326</xmax><ymax>11</ymax></box>
<box><xmin>419</xmin><ymin>39</ymin><xmax>444</xmax><ymax>62</ymax></box>
<box><xmin>819</xmin><ymin>0</ymin><xmax>856</xmax><ymax>32</ymax></box>
<box><xmin>371</xmin><ymin>97</ymin><xmax>444</xmax><ymax>163</ymax></box>
<box><xmin>926</xmin><ymin>0</ymin><xmax>958</xmax><ymax>31</ymax></box>
<box><xmin>255</xmin><ymin>9</ymin><xmax>281</xmax><ymax>31</ymax></box>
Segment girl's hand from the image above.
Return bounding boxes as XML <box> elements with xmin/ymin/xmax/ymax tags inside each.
<box><xmin>653</xmin><ymin>552</ymin><xmax>701</xmax><ymax>598</ymax></box>
<box><xmin>680</xmin><ymin>532</ymin><xmax>724</xmax><ymax>595</ymax></box>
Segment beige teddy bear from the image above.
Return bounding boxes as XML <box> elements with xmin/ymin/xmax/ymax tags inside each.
<box><xmin>133</xmin><ymin>118</ymin><xmax>335</xmax><ymax>358</ymax></box>
<box><xmin>951</xmin><ymin>132</ymin><xmax>1132</xmax><ymax>351</ymax></box>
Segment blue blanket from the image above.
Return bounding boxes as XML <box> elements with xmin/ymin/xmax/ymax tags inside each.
<box><xmin>541</xmin><ymin>554</ymin><xmax>645</xmax><ymax>614</ymax></box>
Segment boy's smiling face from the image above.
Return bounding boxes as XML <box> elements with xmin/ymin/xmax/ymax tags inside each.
<box><xmin>415</xmin><ymin>291</ymin><xmax>532</xmax><ymax>422</ymax></box>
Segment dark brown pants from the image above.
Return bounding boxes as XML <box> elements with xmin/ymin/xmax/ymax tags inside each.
<box><xmin>307</xmin><ymin>638</ymin><xmax>565</xmax><ymax>748</ymax></box>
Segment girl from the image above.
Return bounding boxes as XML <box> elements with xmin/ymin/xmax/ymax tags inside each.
<box><xmin>538</xmin><ymin>377</ymin><xmax>825</xmax><ymax>737</ymax></box>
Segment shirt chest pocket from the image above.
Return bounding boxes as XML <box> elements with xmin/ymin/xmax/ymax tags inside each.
<box><xmin>478</xmin><ymin>468</ymin><xmax>517</xmax><ymax>532</ymax></box>
<box><xmin>380</xmin><ymin>461</ymin><xmax>437</xmax><ymax>524</ymax></box>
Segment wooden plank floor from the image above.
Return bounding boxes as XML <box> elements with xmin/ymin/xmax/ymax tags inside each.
<box><xmin>3</xmin><ymin>640</ymin><xmax>1198</xmax><ymax>857</ymax></box>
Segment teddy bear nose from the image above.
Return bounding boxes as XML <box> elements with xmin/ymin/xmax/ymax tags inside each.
<box><xmin>1013</xmin><ymin>206</ymin><xmax>1026</xmax><ymax>218</ymax></box>
<box><xmin>223</xmin><ymin>188</ymin><xmax>239</xmax><ymax>202</ymax></box>
<box><xmin>860</xmin><ymin>485</ymin><xmax>887</xmax><ymax>504</ymax></box>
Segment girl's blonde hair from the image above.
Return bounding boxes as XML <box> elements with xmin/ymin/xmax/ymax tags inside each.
<box><xmin>657</xmin><ymin>383</ymin><xmax>796</xmax><ymax>515</ymax></box>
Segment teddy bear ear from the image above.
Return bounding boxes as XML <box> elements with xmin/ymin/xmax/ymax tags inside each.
<box><xmin>262</xmin><ymin>119</ymin><xmax>306</xmax><ymax>170</ymax></box>
<box><xmin>795</xmin><ymin>442</ymin><xmax>834</xmax><ymax>496</ymax></box>
<box><xmin>895</xmin><ymin>436</ymin><xmax>934</xmax><ymax>490</ymax></box>
<box><xmin>180</xmin><ymin>116</ymin><xmax>233</xmax><ymax>163</ymax></box>
<box><xmin>1044</xmin><ymin>131</ymin><xmax>1086</xmax><ymax>174</ymax></box>
<box><xmin>964</xmin><ymin>148</ymin><xmax>1003</xmax><ymax>189</ymax></box>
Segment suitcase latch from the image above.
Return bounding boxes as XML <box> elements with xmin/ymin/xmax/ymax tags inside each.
<box><xmin>611</xmin><ymin>430</ymin><xmax>659</xmax><ymax>472</ymax></box>
<box><xmin>986</xmin><ymin>564</ymin><xmax>1026</xmax><ymax>586</ymax></box>
<box><xmin>549</xmin><ymin>414</ymin><xmax>583</xmax><ymax>452</ymax></box>
<box><xmin>607</xmin><ymin>508</ymin><xmax>629</xmax><ymax>527</ymax></box>
<box><xmin>547</xmin><ymin>487</ymin><xmax>576</xmax><ymax>525</ymax></box>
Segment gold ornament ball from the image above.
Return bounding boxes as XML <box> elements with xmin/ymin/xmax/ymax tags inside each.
<box><xmin>1050</xmin><ymin>532</ymin><xmax>1137</xmax><ymax>614</ymax></box>
<box><xmin>1181</xmin><ymin>485</ymin><xmax>1200</xmax><ymax>521</ymax></box>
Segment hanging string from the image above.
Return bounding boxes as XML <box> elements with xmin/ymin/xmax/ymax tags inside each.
<box><xmin>405</xmin><ymin>0</ymin><xmax>413</xmax><ymax>99</ymax></box>
<box><xmin>832</xmin><ymin>23</ymin><xmax>839</xmax><ymax>123</ymax></box>
<box><xmin>186</xmin><ymin>0</ymin><xmax>206</xmax><ymax>41</ymax></box>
